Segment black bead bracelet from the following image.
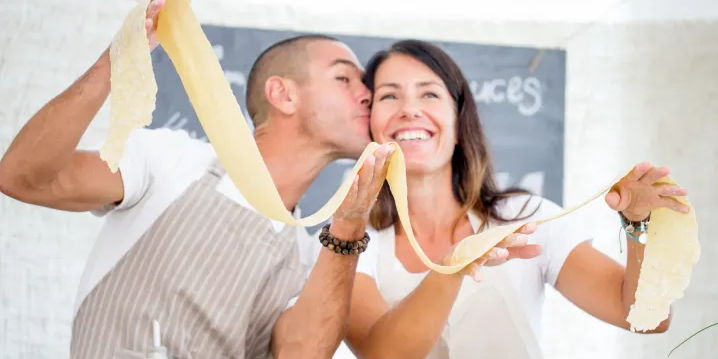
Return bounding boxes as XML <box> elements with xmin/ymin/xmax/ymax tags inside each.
<box><xmin>318</xmin><ymin>224</ymin><xmax>370</xmax><ymax>255</ymax></box>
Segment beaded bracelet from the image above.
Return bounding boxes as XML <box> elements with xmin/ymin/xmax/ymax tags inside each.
<box><xmin>318</xmin><ymin>224</ymin><xmax>370</xmax><ymax>255</ymax></box>
<box><xmin>619</xmin><ymin>211</ymin><xmax>650</xmax><ymax>244</ymax></box>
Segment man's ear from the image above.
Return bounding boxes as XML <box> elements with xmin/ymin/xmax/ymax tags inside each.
<box><xmin>265</xmin><ymin>76</ymin><xmax>298</xmax><ymax>116</ymax></box>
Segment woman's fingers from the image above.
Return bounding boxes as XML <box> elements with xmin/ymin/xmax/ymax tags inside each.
<box><xmin>652</xmin><ymin>183</ymin><xmax>690</xmax><ymax>213</ymax></box>
<box><xmin>498</xmin><ymin>233</ymin><xmax>529</xmax><ymax>248</ymax></box>
<box><xmin>482</xmin><ymin>243</ymin><xmax>542</xmax><ymax>266</ymax></box>
<box><xmin>605</xmin><ymin>184</ymin><xmax>632</xmax><ymax>212</ymax></box>
<box><xmin>496</xmin><ymin>223</ymin><xmax>536</xmax><ymax>248</ymax></box>
<box><xmin>464</xmin><ymin>239</ymin><xmax>541</xmax><ymax>275</ymax></box>
<box><xmin>465</xmin><ymin>255</ymin><xmax>489</xmax><ymax>281</ymax></box>
<box><xmin>656</xmin><ymin>184</ymin><xmax>688</xmax><ymax>197</ymax></box>
<box><xmin>626</xmin><ymin>161</ymin><xmax>653</xmax><ymax>181</ymax></box>
<box><xmin>658</xmin><ymin>196</ymin><xmax>691</xmax><ymax>214</ymax></box>
<box><xmin>639</xmin><ymin>165</ymin><xmax>670</xmax><ymax>185</ymax></box>
<box><xmin>469</xmin><ymin>262</ymin><xmax>485</xmax><ymax>282</ymax></box>
<box><xmin>506</xmin><ymin>244</ymin><xmax>542</xmax><ymax>260</ymax></box>
<box><xmin>483</xmin><ymin>247</ymin><xmax>510</xmax><ymax>266</ymax></box>
<box><xmin>516</xmin><ymin>222</ymin><xmax>537</xmax><ymax>235</ymax></box>
<box><xmin>490</xmin><ymin>247</ymin><xmax>509</xmax><ymax>259</ymax></box>
<box><xmin>605</xmin><ymin>190</ymin><xmax>621</xmax><ymax>211</ymax></box>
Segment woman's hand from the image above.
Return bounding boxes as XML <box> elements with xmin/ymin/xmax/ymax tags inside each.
<box><xmin>605</xmin><ymin>162</ymin><xmax>689</xmax><ymax>221</ymax></box>
<box><xmin>450</xmin><ymin>222</ymin><xmax>542</xmax><ymax>282</ymax></box>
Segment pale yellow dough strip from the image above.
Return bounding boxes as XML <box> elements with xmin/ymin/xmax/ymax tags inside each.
<box><xmin>101</xmin><ymin>0</ymin><xmax>157</xmax><ymax>172</ymax></box>
<box><xmin>106</xmin><ymin>0</ymin><xmax>700</xmax><ymax>330</ymax></box>
<box><xmin>626</xmin><ymin>178</ymin><xmax>700</xmax><ymax>331</ymax></box>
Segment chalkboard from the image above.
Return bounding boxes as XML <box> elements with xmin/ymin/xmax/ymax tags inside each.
<box><xmin>150</xmin><ymin>26</ymin><xmax>566</xmax><ymax>233</ymax></box>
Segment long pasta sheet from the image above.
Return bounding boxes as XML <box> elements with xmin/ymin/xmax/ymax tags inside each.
<box><xmin>103</xmin><ymin>0</ymin><xmax>700</xmax><ymax>330</ymax></box>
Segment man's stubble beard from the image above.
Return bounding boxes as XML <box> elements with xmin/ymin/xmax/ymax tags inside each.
<box><xmin>300</xmin><ymin>110</ymin><xmax>366</xmax><ymax>159</ymax></box>
<box><xmin>299</xmin><ymin>110</ymin><xmax>341</xmax><ymax>154</ymax></box>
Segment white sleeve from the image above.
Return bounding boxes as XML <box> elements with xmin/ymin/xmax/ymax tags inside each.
<box><xmin>90</xmin><ymin>128</ymin><xmax>206</xmax><ymax>216</ymax></box>
<box><xmin>531</xmin><ymin>198</ymin><xmax>594</xmax><ymax>286</ymax></box>
<box><xmin>356</xmin><ymin>227</ymin><xmax>380</xmax><ymax>279</ymax></box>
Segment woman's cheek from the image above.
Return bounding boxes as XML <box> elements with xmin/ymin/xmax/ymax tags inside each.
<box><xmin>369</xmin><ymin>115</ymin><xmax>387</xmax><ymax>141</ymax></box>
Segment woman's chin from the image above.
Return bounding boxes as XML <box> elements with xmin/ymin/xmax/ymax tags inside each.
<box><xmin>403</xmin><ymin>157</ymin><xmax>436</xmax><ymax>175</ymax></box>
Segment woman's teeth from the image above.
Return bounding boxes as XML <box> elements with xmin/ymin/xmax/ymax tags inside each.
<box><xmin>394</xmin><ymin>130</ymin><xmax>432</xmax><ymax>141</ymax></box>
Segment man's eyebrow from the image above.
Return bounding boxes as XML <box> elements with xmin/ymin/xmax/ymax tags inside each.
<box><xmin>330</xmin><ymin>59</ymin><xmax>361</xmax><ymax>71</ymax></box>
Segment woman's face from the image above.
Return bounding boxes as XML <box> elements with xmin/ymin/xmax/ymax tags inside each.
<box><xmin>369</xmin><ymin>53</ymin><xmax>458</xmax><ymax>174</ymax></box>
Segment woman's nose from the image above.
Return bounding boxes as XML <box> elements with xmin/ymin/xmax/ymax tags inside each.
<box><xmin>400</xmin><ymin>106</ymin><xmax>422</xmax><ymax>120</ymax></box>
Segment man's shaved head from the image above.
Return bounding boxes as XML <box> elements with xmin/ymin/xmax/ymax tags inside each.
<box><xmin>246</xmin><ymin>35</ymin><xmax>339</xmax><ymax>127</ymax></box>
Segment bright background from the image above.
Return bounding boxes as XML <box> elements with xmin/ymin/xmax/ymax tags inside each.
<box><xmin>1</xmin><ymin>0</ymin><xmax>717</xmax><ymax>358</ymax></box>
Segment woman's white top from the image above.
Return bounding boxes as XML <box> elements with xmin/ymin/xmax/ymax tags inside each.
<box><xmin>357</xmin><ymin>195</ymin><xmax>592</xmax><ymax>358</ymax></box>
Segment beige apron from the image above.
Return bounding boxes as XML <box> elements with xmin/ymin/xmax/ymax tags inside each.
<box><xmin>71</xmin><ymin>160</ymin><xmax>305</xmax><ymax>359</ymax></box>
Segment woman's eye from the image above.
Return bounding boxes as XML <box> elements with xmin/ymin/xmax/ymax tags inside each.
<box><xmin>336</xmin><ymin>76</ymin><xmax>349</xmax><ymax>83</ymax></box>
<box><xmin>378</xmin><ymin>94</ymin><xmax>396</xmax><ymax>101</ymax></box>
<box><xmin>423</xmin><ymin>92</ymin><xmax>439</xmax><ymax>99</ymax></box>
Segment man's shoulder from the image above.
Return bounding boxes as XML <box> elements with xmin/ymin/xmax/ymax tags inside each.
<box><xmin>130</xmin><ymin>127</ymin><xmax>209</xmax><ymax>147</ymax></box>
<box><xmin>130</xmin><ymin>127</ymin><xmax>215</xmax><ymax>168</ymax></box>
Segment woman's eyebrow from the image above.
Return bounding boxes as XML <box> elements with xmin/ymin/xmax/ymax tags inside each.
<box><xmin>375</xmin><ymin>82</ymin><xmax>400</xmax><ymax>90</ymax></box>
<box><xmin>417</xmin><ymin>80</ymin><xmax>442</xmax><ymax>87</ymax></box>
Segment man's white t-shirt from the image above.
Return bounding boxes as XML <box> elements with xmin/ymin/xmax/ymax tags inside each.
<box><xmin>75</xmin><ymin>128</ymin><xmax>318</xmax><ymax>315</ymax></box>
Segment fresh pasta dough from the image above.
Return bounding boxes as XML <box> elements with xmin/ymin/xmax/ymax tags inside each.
<box><xmin>625</xmin><ymin>178</ymin><xmax>699</xmax><ymax>331</ymax></box>
<box><xmin>101</xmin><ymin>0</ymin><xmax>157</xmax><ymax>172</ymax></box>
<box><xmin>102</xmin><ymin>0</ymin><xmax>700</xmax><ymax>331</ymax></box>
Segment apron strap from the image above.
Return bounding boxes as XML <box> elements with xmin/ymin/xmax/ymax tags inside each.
<box><xmin>207</xmin><ymin>159</ymin><xmax>226</xmax><ymax>178</ymax></box>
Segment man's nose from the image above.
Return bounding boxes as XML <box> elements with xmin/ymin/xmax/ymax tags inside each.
<box><xmin>357</xmin><ymin>84</ymin><xmax>371</xmax><ymax>107</ymax></box>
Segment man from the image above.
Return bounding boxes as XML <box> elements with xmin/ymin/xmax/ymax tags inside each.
<box><xmin>0</xmin><ymin>0</ymin><xmax>392</xmax><ymax>357</ymax></box>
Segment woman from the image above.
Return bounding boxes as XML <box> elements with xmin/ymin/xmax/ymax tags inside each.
<box><xmin>344</xmin><ymin>40</ymin><xmax>690</xmax><ymax>358</ymax></box>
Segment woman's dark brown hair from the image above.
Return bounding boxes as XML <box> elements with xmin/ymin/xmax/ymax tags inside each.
<box><xmin>365</xmin><ymin>40</ymin><xmax>537</xmax><ymax>231</ymax></box>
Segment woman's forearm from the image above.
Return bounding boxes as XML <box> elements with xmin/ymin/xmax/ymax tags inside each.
<box><xmin>363</xmin><ymin>271</ymin><xmax>463</xmax><ymax>358</ymax></box>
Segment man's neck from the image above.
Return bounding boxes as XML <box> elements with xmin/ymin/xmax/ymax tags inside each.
<box><xmin>254</xmin><ymin>124</ymin><xmax>335</xmax><ymax>212</ymax></box>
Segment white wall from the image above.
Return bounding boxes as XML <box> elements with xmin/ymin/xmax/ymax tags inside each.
<box><xmin>1</xmin><ymin>0</ymin><xmax>716</xmax><ymax>358</ymax></box>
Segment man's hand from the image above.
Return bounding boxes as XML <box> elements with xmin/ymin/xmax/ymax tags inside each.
<box><xmin>271</xmin><ymin>144</ymin><xmax>396</xmax><ymax>358</ymax></box>
<box><xmin>330</xmin><ymin>144</ymin><xmax>395</xmax><ymax>240</ymax></box>
<box><xmin>0</xmin><ymin>0</ymin><xmax>166</xmax><ymax>210</ymax></box>
<box><xmin>145</xmin><ymin>0</ymin><xmax>165</xmax><ymax>50</ymax></box>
